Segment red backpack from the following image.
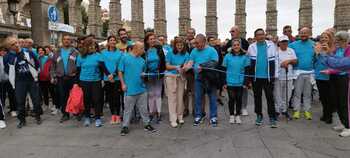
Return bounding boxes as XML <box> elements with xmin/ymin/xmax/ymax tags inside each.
<box><xmin>65</xmin><ymin>84</ymin><xmax>84</xmax><ymax>114</ymax></box>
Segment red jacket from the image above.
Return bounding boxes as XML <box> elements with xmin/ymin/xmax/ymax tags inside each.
<box><xmin>39</xmin><ymin>58</ymin><xmax>53</xmax><ymax>81</ymax></box>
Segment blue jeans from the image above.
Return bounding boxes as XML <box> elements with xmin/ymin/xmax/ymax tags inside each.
<box><xmin>194</xmin><ymin>79</ymin><xmax>217</xmax><ymax>119</ymax></box>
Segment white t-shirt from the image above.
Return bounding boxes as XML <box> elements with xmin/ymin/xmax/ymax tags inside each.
<box><xmin>277</xmin><ymin>48</ymin><xmax>297</xmax><ymax>80</ymax></box>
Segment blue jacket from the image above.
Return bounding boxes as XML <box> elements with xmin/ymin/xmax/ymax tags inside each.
<box><xmin>4</xmin><ymin>50</ymin><xmax>40</xmax><ymax>81</ymax></box>
<box><xmin>320</xmin><ymin>54</ymin><xmax>350</xmax><ymax>72</ymax></box>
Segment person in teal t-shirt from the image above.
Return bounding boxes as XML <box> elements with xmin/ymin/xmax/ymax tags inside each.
<box><xmin>222</xmin><ymin>39</ymin><xmax>250</xmax><ymax>124</ymax></box>
<box><xmin>314</xmin><ymin>35</ymin><xmax>331</xmax><ymax>124</ymax></box>
<box><xmin>118</xmin><ymin>41</ymin><xmax>156</xmax><ymax>136</ymax></box>
<box><xmin>164</xmin><ymin>37</ymin><xmax>189</xmax><ymax>128</ymax></box>
<box><xmin>247</xmin><ymin>28</ymin><xmax>278</xmax><ymax>127</ymax></box>
<box><xmin>185</xmin><ymin>34</ymin><xmax>219</xmax><ymax>127</ymax></box>
<box><xmin>289</xmin><ymin>27</ymin><xmax>315</xmax><ymax>120</ymax></box>
<box><xmin>143</xmin><ymin>33</ymin><xmax>166</xmax><ymax>123</ymax></box>
<box><xmin>76</xmin><ymin>37</ymin><xmax>112</xmax><ymax>128</ymax></box>
<box><xmin>101</xmin><ymin>36</ymin><xmax>124</xmax><ymax>124</ymax></box>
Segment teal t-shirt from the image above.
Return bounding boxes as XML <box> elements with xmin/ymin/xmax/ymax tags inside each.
<box><xmin>189</xmin><ymin>46</ymin><xmax>218</xmax><ymax>77</ymax></box>
<box><xmin>39</xmin><ymin>55</ymin><xmax>49</xmax><ymax>69</ymax></box>
<box><xmin>61</xmin><ymin>48</ymin><xmax>72</xmax><ymax>74</ymax></box>
<box><xmin>256</xmin><ymin>42</ymin><xmax>268</xmax><ymax>78</ymax></box>
<box><xmin>289</xmin><ymin>40</ymin><xmax>315</xmax><ymax>71</ymax></box>
<box><xmin>314</xmin><ymin>55</ymin><xmax>329</xmax><ymax>80</ymax></box>
<box><xmin>76</xmin><ymin>53</ymin><xmax>103</xmax><ymax>81</ymax></box>
<box><xmin>222</xmin><ymin>53</ymin><xmax>250</xmax><ymax>86</ymax></box>
<box><xmin>118</xmin><ymin>53</ymin><xmax>146</xmax><ymax>96</ymax></box>
<box><xmin>163</xmin><ymin>44</ymin><xmax>173</xmax><ymax>56</ymax></box>
<box><xmin>146</xmin><ymin>48</ymin><xmax>160</xmax><ymax>72</ymax></box>
<box><xmin>101</xmin><ymin>49</ymin><xmax>123</xmax><ymax>80</ymax></box>
<box><xmin>165</xmin><ymin>50</ymin><xmax>189</xmax><ymax>75</ymax></box>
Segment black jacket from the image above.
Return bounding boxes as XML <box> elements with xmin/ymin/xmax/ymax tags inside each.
<box><xmin>198</xmin><ymin>60</ymin><xmax>226</xmax><ymax>91</ymax></box>
<box><xmin>142</xmin><ymin>45</ymin><xmax>166</xmax><ymax>79</ymax></box>
<box><xmin>223</xmin><ymin>38</ymin><xmax>250</xmax><ymax>52</ymax></box>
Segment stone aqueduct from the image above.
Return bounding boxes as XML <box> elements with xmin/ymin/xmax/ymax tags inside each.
<box><xmin>1</xmin><ymin>0</ymin><xmax>350</xmax><ymax>45</ymax></box>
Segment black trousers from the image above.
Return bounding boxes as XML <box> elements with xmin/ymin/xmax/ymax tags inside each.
<box><xmin>15</xmin><ymin>79</ymin><xmax>42</xmax><ymax>121</ymax></box>
<box><xmin>316</xmin><ymin>80</ymin><xmax>333</xmax><ymax>120</ymax></box>
<box><xmin>0</xmin><ymin>98</ymin><xmax>4</xmax><ymax>120</ymax></box>
<box><xmin>104</xmin><ymin>81</ymin><xmax>122</xmax><ymax>116</ymax></box>
<box><xmin>0</xmin><ymin>81</ymin><xmax>16</xmax><ymax>112</ymax></box>
<box><xmin>39</xmin><ymin>81</ymin><xmax>58</xmax><ymax>107</ymax></box>
<box><xmin>330</xmin><ymin>75</ymin><xmax>349</xmax><ymax>128</ymax></box>
<box><xmin>57</xmin><ymin>77</ymin><xmax>75</xmax><ymax>115</ymax></box>
<box><xmin>252</xmin><ymin>78</ymin><xmax>276</xmax><ymax>118</ymax></box>
<box><xmin>227</xmin><ymin>86</ymin><xmax>243</xmax><ymax>116</ymax></box>
<box><xmin>80</xmin><ymin>81</ymin><xmax>102</xmax><ymax>119</ymax></box>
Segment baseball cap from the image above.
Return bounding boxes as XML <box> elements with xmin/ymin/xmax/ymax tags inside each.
<box><xmin>279</xmin><ymin>35</ymin><xmax>289</xmax><ymax>42</ymax></box>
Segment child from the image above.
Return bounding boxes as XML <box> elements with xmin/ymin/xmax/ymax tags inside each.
<box><xmin>222</xmin><ymin>39</ymin><xmax>250</xmax><ymax>124</ymax></box>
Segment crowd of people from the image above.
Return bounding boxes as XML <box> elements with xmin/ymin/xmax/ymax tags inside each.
<box><xmin>0</xmin><ymin>25</ymin><xmax>350</xmax><ymax>137</ymax></box>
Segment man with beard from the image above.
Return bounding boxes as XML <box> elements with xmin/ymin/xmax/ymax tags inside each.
<box><xmin>116</xmin><ymin>28</ymin><xmax>134</xmax><ymax>53</ymax></box>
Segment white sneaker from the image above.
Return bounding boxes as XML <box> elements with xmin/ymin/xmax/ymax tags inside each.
<box><xmin>170</xmin><ymin>122</ymin><xmax>178</xmax><ymax>128</ymax></box>
<box><xmin>0</xmin><ymin>120</ymin><xmax>6</xmax><ymax>129</ymax></box>
<box><xmin>50</xmin><ymin>106</ymin><xmax>56</xmax><ymax>112</ymax></box>
<box><xmin>235</xmin><ymin>116</ymin><xmax>242</xmax><ymax>124</ymax></box>
<box><xmin>178</xmin><ymin>120</ymin><xmax>185</xmax><ymax>124</ymax></box>
<box><xmin>11</xmin><ymin>111</ymin><xmax>17</xmax><ymax>117</ymax></box>
<box><xmin>242</xmin><ymin>109</ymin><xmax>248</xmax><ymax>116</ymax></box>
<box><xmin>333</xmin><ymin>125</ymin><xmax>345</xmax><ymax>131</ymax></box>
<box><xmin>339</xmin><ymin>128</ymin><xmax>350</xmax><ymax>137</ymax></box>
<box><xmin>51</xmin><ymin>108</ymin><xmax>58</xmax><ymax>115</ymax></box>
<box><xmin>229</xmin><ymin>115</ymin><xmax>235</xmax><ymax>124</ymax></box>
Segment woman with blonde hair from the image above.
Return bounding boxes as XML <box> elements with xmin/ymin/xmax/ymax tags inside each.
<box><xmin>314</xmin><ymin>31</ymin><xmax>334</xmax><ymax>124</ymax></box>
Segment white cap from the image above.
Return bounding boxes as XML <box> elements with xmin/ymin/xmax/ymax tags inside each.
<box><xmin>279</xmin><ymin>35</ymin><xmax>289</xmax><ymax>42</ymax></box>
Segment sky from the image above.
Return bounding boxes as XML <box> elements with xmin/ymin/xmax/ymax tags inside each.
<box><xmin>97</xmin><ymin>0</ymin><xmax>335</xmax><ymax>40</ymax></box>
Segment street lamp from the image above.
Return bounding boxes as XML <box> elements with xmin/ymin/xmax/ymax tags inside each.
<box><xmin>7</xmin><ymin>0</ymin><xmax>20</xmax><ymax>25</ymax></box>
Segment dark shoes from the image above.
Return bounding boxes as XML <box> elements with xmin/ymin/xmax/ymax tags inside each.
<box><xmin>17</xmin><ymin>121</ymin><xmax>26</xmax><ymax>129</ymax></box>
<box><xmin>60</xmin><ymin>114</ymin><xmax>70</xmax><ymax>123</ymax></box>
<box><xmin>121</xmin><ymin>127</ymin><xmax>129</xmax><ymax>136</ymax></box>
<box><xmin>36</xmin><ymin>116</ymin><xmax>42</xmax><ymax>125</ymax></box>
<box><xmin>121</xmin><ymin>125</ymin><xmax>156</xmax><ymax>136</ymax></box>
<box><xmin>144</xmin><ymin>125</ymin><xmax>157</xmax><ymax>133</ymax></box>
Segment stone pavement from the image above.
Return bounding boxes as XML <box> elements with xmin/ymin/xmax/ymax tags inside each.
<box><xmin>0</xmin><ymin>91</ymin><xmax>350</xmax><ymax>158</ymax></box>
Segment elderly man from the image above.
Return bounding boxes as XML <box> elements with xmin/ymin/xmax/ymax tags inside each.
<box><xmin>223</xmin><ymin>26</ymin><xmax>250</xmax><ymax>52</ymax></box>
<box><xmin>185</xmin><ymin>34</ymin><xmax>219</xmax><ymax>127</ymax></box>
<box><xmin>289</xmin><ymin>27</ymin><xmax>315</xmax><ymax>120</ymax></box>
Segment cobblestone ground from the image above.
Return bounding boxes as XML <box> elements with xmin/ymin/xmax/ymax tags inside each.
<box><xmin>0</xmin><ymin>90</ymin><xmax>350</xmax><ymax>158</ymax></box>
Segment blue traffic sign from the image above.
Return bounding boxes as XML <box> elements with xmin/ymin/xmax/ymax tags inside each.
<box><xmin>48</xmin><ymin>5</ymin><xmax>59</xmax><ymax>22</ymax></box>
